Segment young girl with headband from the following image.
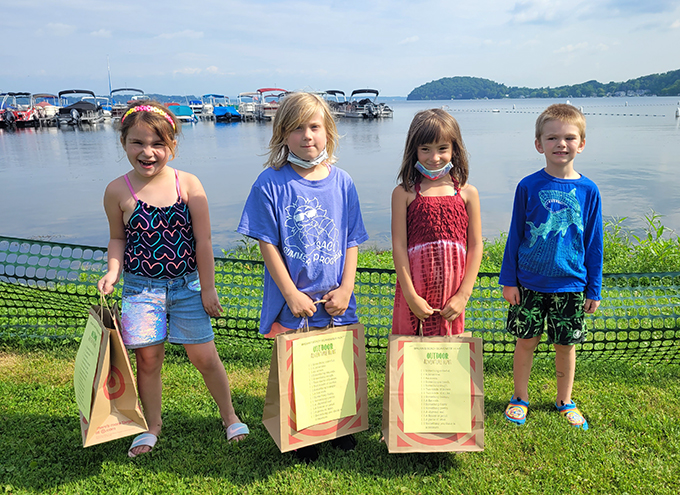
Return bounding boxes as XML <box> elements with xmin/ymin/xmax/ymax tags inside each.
<box><xmin>98</xmin><ymin>101</ymin><xmax>248</xmax><ymax>457</ymax></box>
<box><xmin>237</xmin><ymin>92</ymin><xmax>368</xmax><ymax>461</ymax></box>
<box><xmin>391</xmin><ymin>109</ymin><xmax>483</xmax><ymax>336</ymax></box>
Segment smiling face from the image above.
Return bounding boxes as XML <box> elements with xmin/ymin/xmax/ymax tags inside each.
<box><xmin>122</xmin><ymin>123</ymin><xmax>175</xmax><ymax>179</ymax></box>
<box><xmin>535</xmin><ymin>119</ymin><xmax>585</xmax><ymax>174</ymax></box>
<box><xmin>416</xmin><ymin>140</ymin><xmax>453</xmax><ymax>170</ymax></box>
<box><xmin>285</xmin><ymin>110</ymin><xmax>327</xmax><ymax>162</ymax></box>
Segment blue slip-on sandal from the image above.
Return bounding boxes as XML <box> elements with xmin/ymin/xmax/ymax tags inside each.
<box><xmin>504</xmin><ymin>396</ymin><xmax>530</xmax><ymax>425</ymax></box>
<box><xmin>225</xmin><ymin>422</ymin><xmax>250</xmax><ymax>442</ymax></box>
<box><xmin>128</xmin><ymin>432</ymin><xmax>158</xmax><ymax>458</ymax></box>
<box><xmin>556</xmin><ymin>401</ymin><xmax>589</xmax><ymax>430</ymax></box>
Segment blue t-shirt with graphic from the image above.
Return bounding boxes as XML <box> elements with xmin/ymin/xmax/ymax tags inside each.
<box><xmin>237</xmin><ymin>164</ymin><xmax>369</xmax><ymax>333</ymax></box>
<box><xmin>499</xmin><ymin>169</ymin><xmax>603</xmax><ymax>300</ymax></box>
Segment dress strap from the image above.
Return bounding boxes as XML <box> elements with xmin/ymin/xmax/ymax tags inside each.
<box><xmin>123</xmin><ymin>174</ymin><xmax>139</xmax><ymax>202</ymax></box>
<box><xmin>174</xmin><ymin>169</ymin><xmax>181</xmax><ymax>200</ymax></box>
<box><xmin>414</xmin><ymin>182</ymin><xmax>421</xmax><ymax>195</ymax></box>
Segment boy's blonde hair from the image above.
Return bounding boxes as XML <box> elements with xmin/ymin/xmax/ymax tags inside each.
<box><xmin>264</xmin><ymin>92</ymin><xmax>339</xmax><ymax>170</ymax></box>
<box><xmin>119</xmin><ymin>100</ymin><xmax>180</xmax><ymax>158</ymax></box>
<box><xmin>535</xmin><ymin>103</ymin><xmax>586</xmax><ymax>142</ymax></box>
<box><xmin>397</xmin><ymin>108</ymin><xmax>469</xmax><ymax>190</ymax></box>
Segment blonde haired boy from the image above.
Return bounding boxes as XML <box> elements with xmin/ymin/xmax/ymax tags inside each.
<box><xmin>499</xmin><ymin>103</ymin><xmax>603</xmax><ymax>430</ymax></box>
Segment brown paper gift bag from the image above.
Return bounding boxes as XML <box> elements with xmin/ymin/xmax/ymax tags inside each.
<box><xmin>382</xmin><ymin>332</ymin><xmax>484</xmax><ymax>453</ymax></box>
<box><xmin>74</xmin><ymin>301</ymin><xmax>147</xmax><ymax>447</ymax></box>
<box><xmin>262</xmin><ymin>323</ymin><xmax>369</xmax><ymax>452</ymax></box>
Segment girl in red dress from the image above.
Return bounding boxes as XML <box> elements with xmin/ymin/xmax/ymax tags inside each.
<box><xmin>391</xmin><ymin>109</ymin><xmax>483</xmax><ymax>336</ymax></box>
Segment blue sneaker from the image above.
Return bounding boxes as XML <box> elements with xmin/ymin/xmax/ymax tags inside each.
<box><xmin>556</xmin><ymin>401</ymin><xmax>589</xmax><ymax>430</ymax></box>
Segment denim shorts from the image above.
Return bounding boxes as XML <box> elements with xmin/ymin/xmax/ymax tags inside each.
<box><xmin>121</xmin><ymin>271</ymin><xmax>214</xmax><ymax>349</ymax></box>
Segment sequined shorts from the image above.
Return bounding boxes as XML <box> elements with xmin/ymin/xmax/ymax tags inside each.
<box><xmin>121</xmin><ymin>271</ymin><xmax>214</xmax><ymax>349</ymax></box>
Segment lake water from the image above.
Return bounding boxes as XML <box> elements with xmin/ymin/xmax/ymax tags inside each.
<box><xmin>1</xmin><ymin>97</ymin><xmax>679</xmax><ymax>252</ymax></box>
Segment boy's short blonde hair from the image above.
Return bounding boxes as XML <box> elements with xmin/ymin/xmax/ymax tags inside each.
<box><xmin>265</xmin><ymin>92</ymin><xmax>338</xmax><ymax>170</ymax></box>
<box><xmin>535</xmin><ymin>104</ymin><xmax>586</xmax><ymax>142</ymax></box>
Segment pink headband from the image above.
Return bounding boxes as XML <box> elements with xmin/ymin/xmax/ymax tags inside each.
<box><xmin>121</xmin><ymin>105</ymin><xmax>176</xmax><ymax>131</ymax></box>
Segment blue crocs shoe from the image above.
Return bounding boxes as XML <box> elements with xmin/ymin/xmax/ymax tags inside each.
<box><xmin>556</xmin><ymin>401</ymin><xmax>589</xmax><ymax>430</ymax></box>
<box><xmin>504</xmin><ymin>396</ymin><xmax>529</xmax><ymax>425</ymax></box>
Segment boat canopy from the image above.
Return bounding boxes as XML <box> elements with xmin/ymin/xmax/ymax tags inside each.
<box><xmin>110</xmin><ymin>88</ymin><xmax>144</xmax><ymax>95</ymax></box>
<box><xmin>3</xmin><ymin>92</ymin><xmax>31</xmax><ymax>97</ymax></box>
<box><xmin>350</xmin><ymin>89</ymin><xmax>379</xmax><ymax>97</ymax></box>
<box><xmin>257</xmin><ymin>88</ymin><xmax>287</xmax><ymax>94</ymax></box>
<box><xmin>58</xmin><ymin>90</ymin><xmax>96</xmax><ymax>98</ymax></box>
<box><xmin>168</xmin><ymin>105</ymin><xmax>194</xmax><ymax>117</ymax></box>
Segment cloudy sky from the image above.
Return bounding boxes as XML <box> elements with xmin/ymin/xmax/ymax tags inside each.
<box><xmin>2</xmin><ymin>0</ymin><xmax>679</xmax><ymax>97</ymax></box>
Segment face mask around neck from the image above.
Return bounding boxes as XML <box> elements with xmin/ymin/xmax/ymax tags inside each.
<box><xmin>415</xmin><ymin>161</ymin><xmax>453</xmax><ymax>180</ymax></box>
<box><xmin>288</xmin><ymin>148</ymin><xmax>329</xmax><ymax>169</ymax></box>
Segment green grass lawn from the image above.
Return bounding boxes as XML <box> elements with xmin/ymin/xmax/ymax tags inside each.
<box><xmin>1</xmin><ymin>342</ymin><xmax>678</xmax><ymax>495</ymax></box>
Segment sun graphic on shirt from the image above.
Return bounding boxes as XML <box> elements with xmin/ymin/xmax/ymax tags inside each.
<box><xmin>284</xmin><ymin>197</ymin><xmax>339</xmax><ymax>255</ymax></box>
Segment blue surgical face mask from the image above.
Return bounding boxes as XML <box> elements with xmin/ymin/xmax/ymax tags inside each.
<box><xmin>288</xmin><ymin>148</ymin><xmax>329</xmax><ymax>169</ymax></box>
<box><xmin>415</xmin><ymin>161</ymin><xmax>453</xmax><ymax>180</ymax></box>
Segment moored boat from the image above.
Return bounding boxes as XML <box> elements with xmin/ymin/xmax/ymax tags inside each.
<box><xmin>166</xmin><ymin>103</ymin><xmax>197</xmax><ymax>123</ymax></box>
<box><xmin>82</xmin><ymin>95</ymin><xmax>112</xmax><ymax>118</ymax></box>
<box><xmin>188</xmin><ymin>99</ymin><xmax>207</xmax><ymax>117</ymax></box>
<box><xmin>345</xmin><ymin>89</ymin><xmax>393</xmax><ymax>118</ymax></box>
<box><xmin>110</xmin><ymin>88</ymin><xmax>145</xmax><ymax>120</ymax></box>
<box><xmin>237</xmin><ymin>92</ymin><xmax>259</xmax><ymax>121</ymax></box>
<box><xmin>203</xmin><ymin>94</ymin><xmax>241</xmax><ymax>122</ymax></box>
<box><xmin>0</xmin><ymin>92</ymin><xmax>39</xmax><ymax>127</ymax></box>
<box><xmin>324</xmin><ymin>90</ymin><xmax>349</xmax><ymax>117</ymax></box>
<box><xmin>255</xmin><ymin>88</ymin><xmax>287</xmax><ymax>120</ymax></box>
<box><xmin>33</xmin><ymin>93</ymin><xmax>61</xmax><ymax>125</ymax></box>
<box><xmin>57</xmin><ymin>90</ymin><xmax>105</xmax><ymax>126</ymax></box>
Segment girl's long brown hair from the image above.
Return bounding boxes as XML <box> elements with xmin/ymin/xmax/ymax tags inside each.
<box><xmin>397</xmin><ymin>108</ymin><xmax>469</xmax><ymax>190</ymax></box>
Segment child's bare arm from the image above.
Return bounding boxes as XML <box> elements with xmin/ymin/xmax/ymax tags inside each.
<box><xmin>442</xmin><ymin>184</ymin><xmax>483</xmax><ymax>321</ymax></box>
<box><xmin>98</xmin><ymin>181</ymin><xmax>126</xmax><ymax>295</ymax></box>
<box><xmin>185</xmin><ymin>172</ymin><xmax>223</xmax><ymax>317</ymax></box>
<box><xmin>323</xmin><ymin>246</ymin><xmax>358</xmax><ymax>316</ymax></box>
<box><xmin>259</xmin><ymin>240</ymin><xmax>316</xmax><ymax>318</ymax></box>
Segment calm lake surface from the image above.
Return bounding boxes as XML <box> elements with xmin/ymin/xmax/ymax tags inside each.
<box><xmin>1</xmin><ymin>97</ymin><xmax>679</xmax><ymax>252</ymax></box>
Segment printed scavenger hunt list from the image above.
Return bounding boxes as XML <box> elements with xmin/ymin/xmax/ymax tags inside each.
<box><xmin>292</xmin><ymin>330</ymin><xmax>356</xmax><ymax>431</ymax></box>
<box><xmin>403</xmin><ymin>342</ymin><xmax>472</xmax><ymax>433</ymax></box>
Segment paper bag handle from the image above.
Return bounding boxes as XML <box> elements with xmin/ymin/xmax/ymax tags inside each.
<box><xmin>300</xmin><ymin>299</ymin><xmax>331</xmax><ymax>333</ymax></box>
<box><xmin>98</xmin><ymin>292</ymin><xmax>121</xmax><ymax>333</ymax></box>
<box><xmin>417</xmin><ymin>308</ymin><xmax>441</xmax><ymax>337</ymax></box>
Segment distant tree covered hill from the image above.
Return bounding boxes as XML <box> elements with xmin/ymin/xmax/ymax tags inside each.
<box><xmin>407</xmin><ymin>69</ymin><xmax>680</xmax><ymax>100</ymax></box>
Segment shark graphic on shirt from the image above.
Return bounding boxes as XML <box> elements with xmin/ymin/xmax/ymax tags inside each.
<box><xmin>527</xmin><ymin>189</ymin><xmax>583</xmax><ymax>247</ymax></box>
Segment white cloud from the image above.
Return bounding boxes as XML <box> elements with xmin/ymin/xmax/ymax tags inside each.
<box><xmin>554</xmin><ymin>42</ymin><xmax>589</xmax><ymax>54</ymax></box>
<box><xmin>206</xmin><ymin>66</ymin><xmax>221</xmax><ymax>75</ymax></box>
<box><xmin>672</xmin><ymin>19</ymin><xmax>680</xmax><ymax>28</ymax></box>
<box><xmin>46</xmin><ymin>23</ymin><xmax>77</xmax><ymax>36</ymax></box>
<box><xmin>398</xmin><ymin>36</ymin><xmax>419</xmax><ymax>45</ymax></box>
<box><xmin>509</xmin><ymin>0</ymin><xmax>561</xmax><ymax>24</ymax></box>
<box><xmin>90</xmin><ymin>29</ymin><xmax>111</xmax><ymax>38</ymax></box>
<box><xmin>157</xmin><ymin>30</ymin><xmax>204</xmax><ymax>40</ymax></box>
<box><xmin>173</xmin><ymin>68</ymin><xmax>202</xmax><ymax>75</ymax></box>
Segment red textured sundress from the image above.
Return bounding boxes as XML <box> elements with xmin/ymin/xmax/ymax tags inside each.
<box><xmin>392</xmin><ymin>180</ymin><xmax>469</xmax><ymax>336</ymax></box>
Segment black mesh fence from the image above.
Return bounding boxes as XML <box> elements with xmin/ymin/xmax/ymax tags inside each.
<box><xmin>1</xmin><ymin>236</ymin><xmax>678</xmax><ymax>363</ymax></box>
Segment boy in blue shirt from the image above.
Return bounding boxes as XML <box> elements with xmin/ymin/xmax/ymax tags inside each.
<box><xmin>499</xmin><ymin>104</ymin><xmax>603</xmax><ymax>430</ymax></box>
